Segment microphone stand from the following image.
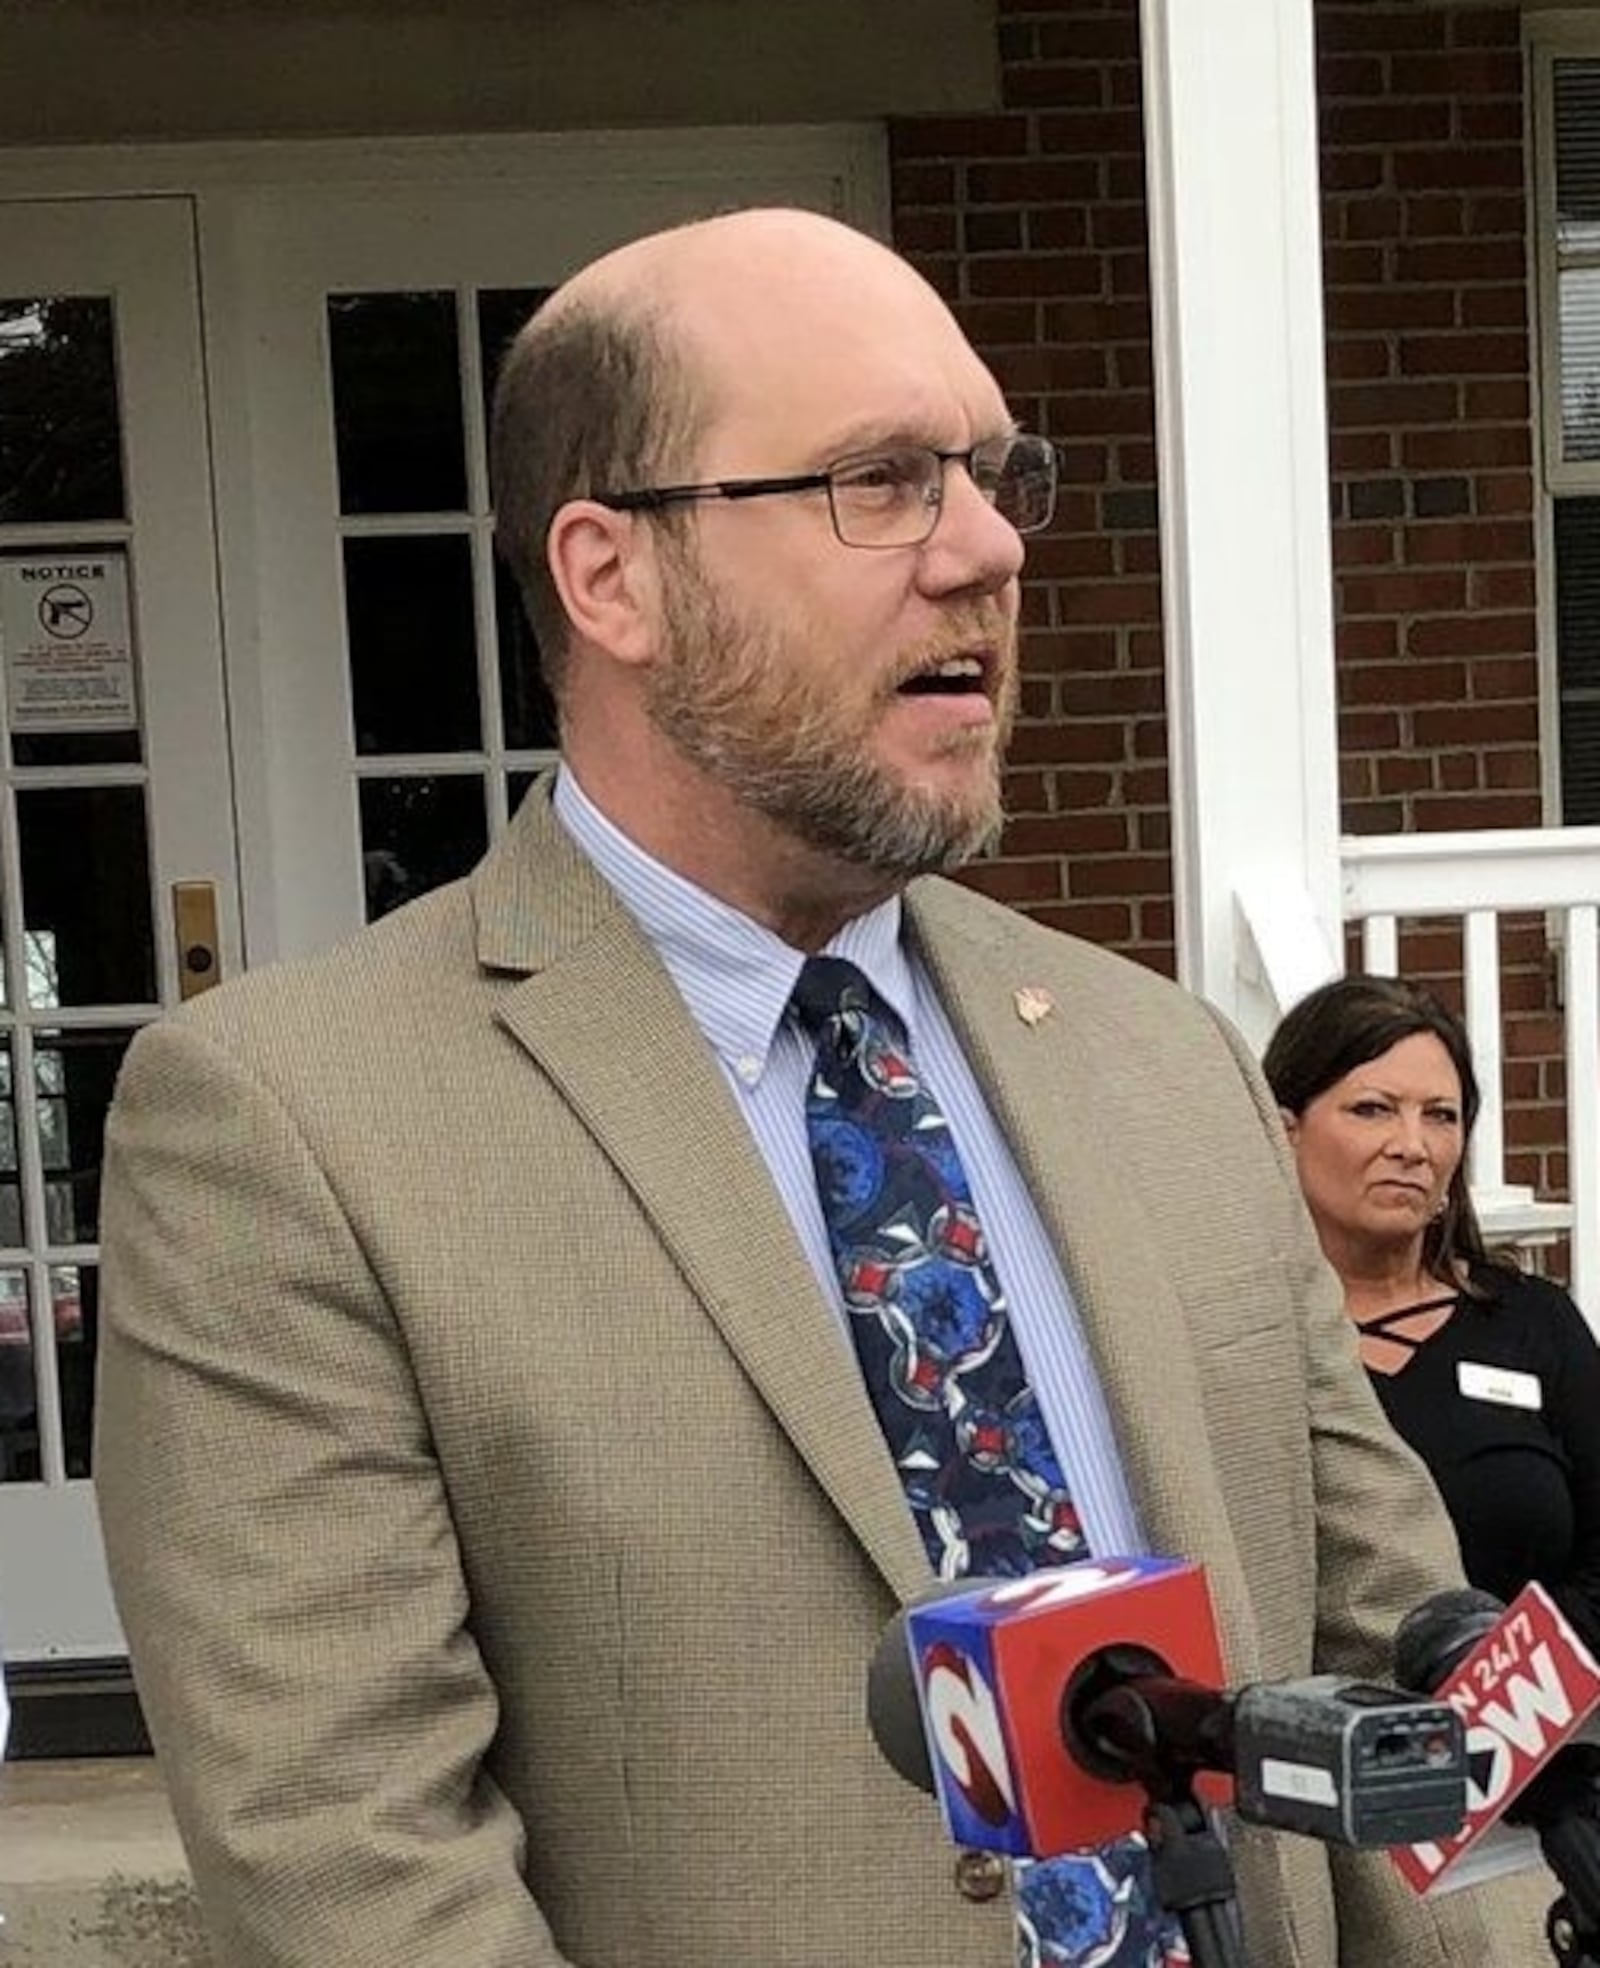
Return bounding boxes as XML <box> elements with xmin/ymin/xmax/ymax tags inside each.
<box><xmin>1519</xmin><ymin>1746</ymin><xmax>1600</xmax><ymax>1968</ymax></box>
<box><xmin>1079</xmin><ymin>1678</ymin><xmax>1254</xmax><ymax>1968</ymax></box>
<box><xmin>1139</xmin><ymin>1789</ymin><xmax>1252</xmax><ymax>1968</ymax></box>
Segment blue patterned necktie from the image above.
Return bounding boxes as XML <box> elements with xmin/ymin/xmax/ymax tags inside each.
<box><xmin>792</xmin><ymin>956</ymin><xmax>1185</xmax><ymax>1968</ymax></box>
<box><xmin>791</xmin><ymin>955</ymin><xmax>1087</xmax><ymax>1579</ymax></box>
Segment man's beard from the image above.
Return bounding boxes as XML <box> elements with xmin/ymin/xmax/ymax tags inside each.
<box><xmin>644</xmin><ymin>542</ymin><xmax>1016</xmax><ymax>879</ymax></box>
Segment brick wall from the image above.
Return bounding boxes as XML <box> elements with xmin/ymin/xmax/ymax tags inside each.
<box><xmin>890</xmin><ymin>0</ymin><xmax>1569</xmax><ymax>1203</ymax></box>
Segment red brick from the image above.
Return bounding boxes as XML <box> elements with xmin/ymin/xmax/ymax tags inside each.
<box><xmin>1412</xmin><ymin>703</ymin><xmax>1538</xmax><ymax>745</ymax></box>
<box><xmin>1051</xmin><ymin>769</ymin><xmax>1119</xmax><ymax>807</ymax></box>
<box><xmin>1068</xmin><ymin>854</ymin><xmax>1174</xmax><ymax>898</ymax></box>
<box><xmin>1088</xmin><ymin>204</ymin><xmax>1149</xmax><ymax>251</ymax></box>
<box><xmin>1403</xmin><ymin>427</ymin><xmax>1530</xmax><ymax>470</ymax></box>
<box><xmin>1464</xmin><ymin>380</ymin><xmax>1530</xmax><ymax>421</ymax></box>
<box><xmin>895</xmin><ymin>211</ymin><xmax>959</xmax><ymax>255</ymax></box>
<box><xmin>1474</xmin><ymin>472</ymin><xmax>1535</xmax><ymax>515</ymax></box>
<box><xmin>1398</xmin><ymin>332</ymin><xmax>1528</xmax><ymax>378</ymax></box>
<box><xmin>1336</xmin><ymin>617</ymin><xmax>1400</xmax><ymax>660</ymax></box>
<box><xmin>968</xmin><ymin>160</ymin><xmax>1104</xmax><ymax>204</ymax></box>
<box><xmin>1393</xmin><ymin>146</ymin><xmax>1523</xmax><ymax>193</ymax></box>
<box><xmin>1058</xmin><ymin>669</ymin><xmax>1165</xmax><ymax>715</ymax></box>
<box><xmin>1451</xmin><ymin>10</ymin><xmax>1521</xmax><ymax>49</ymax></box>
<box><xmin>1319</xmin><ymin>54</ymin><xmax>1387</xmax><ymax>96</ymax></box>
<box><xmin>1040</xmin><ymin>298</ymin><xmax>1152</xmax><ymax>345</ymax></box>
<box><xmin>1342</xmin><ymin>659</ymin><xmax>1467</xmax><ymax>706</ymax></box>
<box><xmin>1055</xmin><ymin>580</ymin><xmax>1163</xmax><ymax>626</ymax></box>
<box><xmin>1393</xmin><ymin>239</ymin><xmax>1526</xmax><ymax>283</ymax></box>
<box><xmin>1339</xmin><ymin>568</ymin><xmax>1468</xmax><ymax>613</ymax></box>
<box><xmin>1318</xmin><ymin>9</ymin><xmax>1449</xmax><ymax>53</ymax></box>
<box><xmin>1004</xmin><ymin>812</ymin><xmax>1132</xmax><ymax>856</ymax></box>
<box><xmin>960</xmin><ymin>859</ymin><xmax>1066</xmax><ymax>903</ymax></box>
<box><xmin>1338</xmin><ymin>196</ymin><xmax>1406</xmax><ymax>244</ymax></box>
<box><xmin>1007</xmin><ymin>719</ymin><xmax>1128</xmax><ymax>766</ymax></box>
<box><xmin>1342</xmin><ymin>800</ymin><xmax>1409</xmax><ymax>834</ymax></box>
<box><xmin>1123</xmin><ymin>766</ymin><xmax>1169</xmax><ymax>806</ymax></box>
<box><xmin>1406</xmin><ymin>612</ymin><xmax>1535</xmax><ymax>658</ymax></box>
<box><xmin>1035</xmin><ymin>109</ymin><xmax>1145</xmax><ymax>155</ymax></box>
<box><xmin>1461</xmin><ymin>285</ymin><xmax>1530</xmax><ymax>329</ymax></box>
<box><xmin>1322</xmin><ymin>151</ymin><xmax>1389</xmax><ymax>195</ymax></box>
<box><xmin>1328</xmin><ymin>339</ymin><xmax>1396</xmax><ymax>383</ymax></box>
<box><xmin>1329</xmin><ymin>380</ymin><xmax>1461</xmax><ymax>428</ymax></box>
<box><xmin>1333</xmin><ymin>523</ymin><xmax>1400</xmax><ymax>567</ymax></box>
<box><xmin>1324</xmin><ymin>243</ymin><xmax>1389</xmax><ymax>284</ymax></box>
<box><xmin>1003</xmin><ymin>64</ymin><xmax>1108</xmax><ymax>110</ymax></box>
<box><xmin>1402</xmin><ymin>519</ymin><xmax>1533</xmax><ymax>564</ymax></box>
<box><xmin>891</xmin><ymin>162</ymin><xmax>957</xmax><ymax>206</ymax></box>
<box><xmin>1404</xmin><ymin>195</ymin><xmax>1467</xmax><ymax>238</ymax></box>
<box><xmin>1028</xmin><ymin>207</ymin><xmax>1091</xmax><ymax>251</ymax></box>
<box><xmin>969</xmin><ymin>252</ymin><xmax>1106</xmax><ymax>299</ymax></box>
<box><xmin>1376</xmin><ymin>755</ymin><xmax>1436</xmax><ymax>794</ymax></box>
<box><xmin>1331</xmin><ymin>431</ymin><xmax>1398</xmax><ymax>473</ymax></box>
<box><xmin>1485</xmin><ymin>750</ymin><xmax>1541</xmax><ymax>790</ymax></box>
<box><xmin>1411</xmin><ymin>790</ymin><xmax>1541</xmax><ymax>827</ymax></box>
<box><xmin>1327</xmin><ymin>287</ymin><xmax>1455</xmax><ymax>333</ymax></box>
<box><xmin>893</xmin><ymin>117</ymin><xmax>1033</xmax><ymax>160</ymax></box>
<box><xmin>1459</xmin><ymin>101</ymin><xmax>1524</xmax><ymax>145</ymax></box>
<box><xmin>1031</xmin><ymin>901</ymin><xmax>1136</xmax><ymax>943</ymax></box>
<box><xmin>952</xmin><ymin>300</ymin><xmax>1042</xmax><ymax>345</ymax></box>
<box><xmin>1390</xmin><ymin>51</ymin><xmax>1522</xmax><ymax>97</ymax></box>
<box><xmin>1466</xmin><ymin>195</ymin><xmax>1526</xmax><ymax>236</ymax></box>
<box><xmin>1034</xmin><ymin>16</ymin><xmax>1141</xmax><ymax>61</ymax></box>
<box><xmin>1338</xmin><ymin>709</ymin><xmax>1404</xmax><ymax>749</ymax></box>
<box><xmin>1468</xmin><ymin>568</ymin><xmax>1535</xmax><ymax>610</ymax></box>
<box><xmin>1437</xmin><ymin>751</ymin><xmax>1481</xmax><ymax>792</ymax></box>
<box><xmin>1023</xmin><ymin>627</ymin><xmax>1118</xmax><ymax>672</ymax></box>
<box><xmin>1025</xmin><ymin>535</ymin><xmax>1118</xmax><ymax>579</ymax></box>
<box><xmin>1469</xmin><ymin>655</ymin><xmax>1541</xmax><ymax>699</ymax></box>
<box><xmin>1052</xmin><ymin>442</ymin><xmax>1111</xmax><ymax>485</ymax></box>
<box><xmin>1322</xmin><ymin>100</ymin><xmax>1452</xmax><ymax>146</ymax></box>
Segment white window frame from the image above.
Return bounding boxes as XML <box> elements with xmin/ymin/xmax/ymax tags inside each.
<box><xmin>1528</xmin><ymin>19</ymin><xmax>1600</xmax><ymax>824</ymax></box>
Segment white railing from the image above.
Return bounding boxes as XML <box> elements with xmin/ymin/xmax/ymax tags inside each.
<box><xmin>1338</xmin><ymin>826</ymin><xmax>1600</xmax><ymax>1325</ymax></box>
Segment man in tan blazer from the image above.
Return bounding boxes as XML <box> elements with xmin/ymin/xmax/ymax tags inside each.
<box><xmin>97</xmin><ymin>209</ymin><xmax>1550</xmax><ymax>1966</ymax></box>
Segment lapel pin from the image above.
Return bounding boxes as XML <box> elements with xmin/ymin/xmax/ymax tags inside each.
<box><xmin>1013</xmin><ymin>986</ymin><xmax>1054</xmax><ymax>1028</ymax></box>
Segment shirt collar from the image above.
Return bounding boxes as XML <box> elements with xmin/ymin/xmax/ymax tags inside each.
<box><xmin>552</xmin><ymin>765</ymin><xmax>916</xmax><ymax>1076</ymax></box>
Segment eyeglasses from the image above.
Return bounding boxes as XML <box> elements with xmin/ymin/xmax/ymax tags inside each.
<box><xmin>593</xmin><ymin>432</ymin><xmax>1058</xmax><ymax>550</ymax></box>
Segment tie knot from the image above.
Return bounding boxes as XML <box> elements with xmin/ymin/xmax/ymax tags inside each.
<box><xmin>790</xmin><ymin>955</ymin><xmax>874</xmax><ymax>1037</ymax></box>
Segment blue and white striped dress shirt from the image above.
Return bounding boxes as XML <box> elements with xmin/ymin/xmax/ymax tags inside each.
<box><xmin>553</xmin><ymin>767</ymin><xmax>1146</xmax><ymax>1560</ymax></box>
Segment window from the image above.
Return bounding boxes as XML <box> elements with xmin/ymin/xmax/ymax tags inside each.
<box><xmin>1537</xmin><ymin>46</ymin><xmax>1600</xmax><ymax>821</ymax></box>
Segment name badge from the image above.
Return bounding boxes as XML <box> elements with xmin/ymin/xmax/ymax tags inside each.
<box><xmin>1457</xmin><ymin>1360</ymin><xmax>1542</xmax><ymax>1411</ymax></box>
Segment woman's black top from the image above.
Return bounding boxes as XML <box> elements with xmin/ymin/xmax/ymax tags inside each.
<box><xmin>1362</xmin><ymin>1263</ymin><xmax>1600</xmax><ymax>1655</ymax></box>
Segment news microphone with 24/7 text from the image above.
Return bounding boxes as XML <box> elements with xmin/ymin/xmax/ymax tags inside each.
<box><xmin>1390</xmin><ymin>1581</ymin><xmax>1600</xmax><ymax>1936</ymax></box>
<box><xmin>867</xmin><ymin>1555</ymin><xmax>1468</xmax><ymax>1859</ymax></box>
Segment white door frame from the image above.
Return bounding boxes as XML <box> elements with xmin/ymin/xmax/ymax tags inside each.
<box><xmin>0</xmin><ymin>195</ymin><xmax>240</xmax><ymax>1657</ymax></box>
<box><xmin>0</xmin><ymin>127</ymin><xmax>890</xmax><ymax>965</ymax></box>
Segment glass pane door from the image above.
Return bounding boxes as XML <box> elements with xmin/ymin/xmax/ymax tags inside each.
<box><xmin>216</xmin><ymin>168</ymin><xmax>866</xmax><ymax>959</ymax></box>
<box><xmin>0</xmin><ymin>198</ymin><xmax>240</xmax><ymax>1659</ymax></box>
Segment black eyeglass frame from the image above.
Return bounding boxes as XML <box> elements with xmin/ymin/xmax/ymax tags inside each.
<box><xmin>592</xmin><ymin>433</ymin><xmax>1058</xmax><ymax>549</ymax></box>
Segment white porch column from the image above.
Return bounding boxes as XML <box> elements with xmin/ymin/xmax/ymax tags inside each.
<box><xmin>1139</xmin><ymin>0</ymin><xmax>1343</xmax><ymax>1051</ymax></box>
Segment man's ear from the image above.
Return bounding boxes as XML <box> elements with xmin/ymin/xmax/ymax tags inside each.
<box><xmin>546</xmin><ymin>500</ymin><xmax>661</xmax><ymax>666</ymax></box>
<box><xmin>1278</xmin><ymin>1105</ymin><xmax>1300</xmax><ymax>1144</ymax></box>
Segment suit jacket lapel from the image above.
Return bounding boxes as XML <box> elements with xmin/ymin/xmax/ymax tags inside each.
<box><xmin>473</xmin><ymin>788</ymin><xmax>931</xmax><ymax>1602</ymax></box>
<box><xmin>906</xmin><ymin>883</ymin><xmax>1259</xmax><ymax>1665</ymax></box>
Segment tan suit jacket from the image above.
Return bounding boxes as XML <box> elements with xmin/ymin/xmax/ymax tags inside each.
<box><xmin>96</xmin><ymin>784</ymin><xmax>1551</xmax><ymax>1966</ymax></box>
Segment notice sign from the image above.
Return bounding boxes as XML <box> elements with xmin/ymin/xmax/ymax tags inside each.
<box><xmin>0</xmin><ymin>552</ymin><xmax>137</xmax><ymax>732</ymax></box>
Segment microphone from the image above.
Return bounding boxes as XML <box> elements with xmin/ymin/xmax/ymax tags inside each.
<box><xmin>868</xmin><ymin>1556</ymin><xmax>1467</xmax><ymax>1859</ymax></box>
<box><xmin>1390</xmin><ymin>1581</ymin><xmax>1600</xmax><ymax>1911</ymax></box>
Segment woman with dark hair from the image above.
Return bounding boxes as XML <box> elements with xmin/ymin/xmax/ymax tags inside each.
<box><xmin>1264</xmin><ymin>972</ymin><xmax>1600</xmax><ymax>1651</ymax></box>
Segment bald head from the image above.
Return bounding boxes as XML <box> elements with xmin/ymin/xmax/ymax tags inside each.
<box><xmin>489</xmin><ymin>207</ymin><xmax>995</xmax><ymax>688</ymax></box>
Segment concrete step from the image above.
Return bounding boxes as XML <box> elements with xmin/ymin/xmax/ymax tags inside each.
<box><xmin>0</xmin><ymin>1758</ymin><xmax>208</xmax><ymax>1966</ymax></box>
